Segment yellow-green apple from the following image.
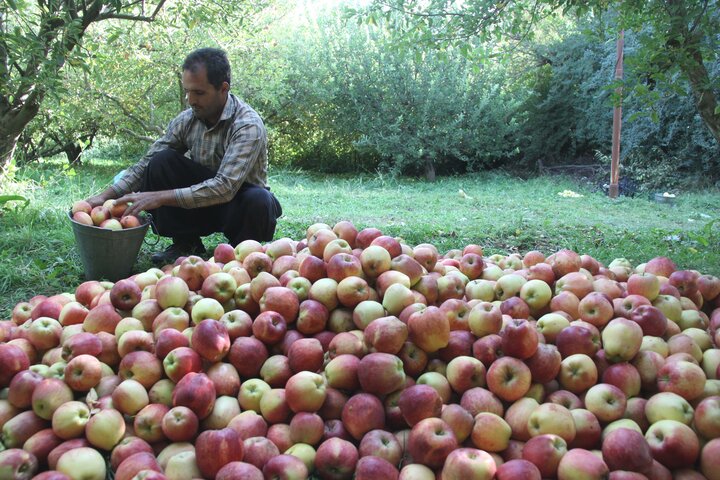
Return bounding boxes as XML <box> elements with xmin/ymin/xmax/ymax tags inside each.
<box><xmin>558</xmin><ymin>353</ymin><xmax>598</xmax><ymax>393</ymax></box>
<box><xmin>31</xmin><ymin>378</ymin><xmax>73</xmax><ymax>420</ymax></box>
<box><xmin>602</xmin><ymin>317</ymin><xmax>643</xmax><ymax>363</ymax></box>
<box><xmin>644</xmin><ymin>391</ymin><xmax>693</xmax><ymax>425</ymax></box>
<box><xmin>381</xmin><ymin>283</ymin><xmax>414</xmax><ymax>316</ymax></box>
<box><xmin>468</xmin><ymin>412</ymin><xmax>511</xmax><ymax>453</ymax></box>
<box><xmin>131</xmin><ymin>299</ymin><xmax>162</xmax><ymax>332</ymax></box>
<box><xmin>172</xmin><ymin>372</ymin><xmax>216</xmax><ymax>420</ymax></box>
<box><xmin>446</xmin><ymin>355</ymin><xmax>485</xmax><ymax>394</ymax></box>
<box><xmin>363</xmin><ymin>316</ymin><xmax>407</xmax><ymax>354</ymax></box>
<box><xmin>486</xmin><ymin>356</ymin><xmax>531</xmax><ymax>402</ymax></box>
<box><xmin>407</xmin><ymin>305</ymin><xmax>450</xmax><ymax>353</ymax></box>
<box><xmin>327</xmin><ymin>307</ymin><xmax>354</xmax><ymax>332</ymax></box>
<box><xmin>8</xmin><ymin>369</ymin><xmax>44</xmax><ymax>409</ymax></box>
<box><xmin>111</xmin><ymin>379</ymin><xmax>149</xmax><ymax>416</ymax></box>
<box><xmin>438</xmin><ymin>448</ymin><xmax>495</xmax><ymax>480</ymax></box>
<box><xmin>228</xmin><ymin>336</ymin><xmax>268</xmax><ymax>379</ymax></box>
<box><xmin>435</xmin><ymin>273</ymin><xmax>465</xmax><ymax>302</ymax></box>
<box><xmin>307</xmin><ymin>277</ymin><xmax>339</xmax><ymax>311</ymax></box>
<box><xmin>341</xmin><ymin>393</ymin><xmax>385</xmax><ymax>441</ymax></box>
<box><xmin>90</xmin><ymin>205</ymin><xmax>111</xmax><ymax>226</ymax></box>
<box><xmin>259</xmin><ymin>354</ymin><xmax>292</xmax><ymax>388</ymax></box>
<box><xmin>644</xmin><ymin>419</ymin><xmax>699</xmax><ymax>469</ymax></box>
<box><xmin>190</xmin><ymin>297</ymin><xmax>225</xmax><ymax>325</ymax></box>
<box><xmin>627</xmin><ymin>273</ymin><xmax>661</xmax><ymax>301</ymax></box>
<box><xmin>678</xmin><ymin>309</ymin><xmax>706</xmax><ymax>330</ymax></box>
<box><xmin>652</xmin><ymin>294</ymin><xmax>682</xmax><ymax>323</ymax></box>
<box><xmin>236</xmin><ymin>378</ymin><xmax>270</xmax><ymax>413</ymax></box>
<box><xmin>522</xmin><ymin>433</ymin><xmax>567</xmax><ymax>478</ymax></box>
<box><xmin>657</xmin><ymin>360</ymin><xmax>706</xmax><ymax>401</ymax></box>
<box><xmin>202</xmin><ymin>395</ymin><xmax>240</xmax><ymax>430</ymax></box>
<box><xmin>527</xmin><ymin>402</ymin><xmax>576</xmax><ymax>444</ymax></box>
<box><xmin>85</xmin><ymin>408</ymin><xmax>125</xmax><ymax>450</ymax></box>
<box><xmin>500</xmin><ymin>318</ymin><xmax>538</xmax><ymax>360</ymax></box>
<box><xmin>27</xmin><ymin>317</ymin><xmax>62</xmax><ymax>351</ymax></box>
<box><xmin>163</xmin><ymin>450</ymin><xmax>204</xmax><ymax>480</ymax></box>
<box><xmin>133</xmin><ymin>403</ymin><xmax>169</xmax><ymax>443</ymax></box>
<box><xmin>407</xmin><ymin>417</ymin><xmax>458</xmax><ymax>469</ymax></box>
<box><xmin>350</xmin><ymin>300</ymin><xmax>383</xmax><ymax>330</ymax></box>
<box><xmin>11</xmin><ymin>301</ymin><xmax>33</xmax><ymax>325</ymax></box>
<box><xmin>322</xmin><ymin>239</ymin><xmax>353</xmax><ymax>263</ymax></box>
<box><xmin>536</xmin><ymin>313</ymin><xmax>575</xmax><ymax>346</ymax></box>
<box><xmin>520</xmin><ymin>279</ymin><xmax>552</xmax><ymax>311</ymax></box>
<box><xmin>357</xmin><ymin>352</ymin><xmax>405</xmax><ymax>396</ymax></box>
<box><xmin>114</xmin><ymin>317</ymin><xmax>144</xmax><ymax>340</ymax></box>
<box><xmin>464</xmin><ymin>279</ymin><xmax>494</xmax><ymax>303</ymax></box>
<box><xmin>360</xmin><ymin>245</ymin><xmax>392</xmax><ymax>278</ymax></box>
<box><xmin>556</xmin><ymin>448</ymin><xmax>609</xmax><ymax>480</ymax></box>
<box><xmin>154</xmin><ymin>276</ymin><xmax>189</xmax><ymax>310</ymax></box>
<box><xmin>284</xmin><ymin>371</ymin><xmax>327</xmax><ymax>413</ymax></box>
<box><xmin>602</xmin><ymin>362</ymin><xmax>641</xmax><ymax>398</ymax></box>
<box><xmin>666</xmin><ymin>334</ymin><xmax>702</xmax><ymax>361</ymax></box>
<box><xmin>56</xmin><ymin>447</ymin><xmax>106</xmax><ymax>480</ymax></box>
<box><xmin>324</xmin><ymin>354</ymin><xmax>360</xmax><ymax>391</ymax></box>
<box><xmin>584</xmin><ymin>383</ymin><xmax>627</xmax><ymax>423</ymax></box>
<box><xmin>200</xmin><ymin>272</ymin><xmax>237</xmax><ymax>303</ymax></box>
<box><xmin>234</xmin><ymin>239</ymin><xmax>263</xmax><ymax>262</ymax></box>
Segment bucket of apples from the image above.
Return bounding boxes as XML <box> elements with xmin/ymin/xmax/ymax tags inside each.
<box><xmin>69</xmin><ymin>200</ymin><xmax>149</xmax><ymax>282</ymax></box>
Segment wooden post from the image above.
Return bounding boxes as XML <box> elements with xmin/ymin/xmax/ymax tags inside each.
<box><xmin>609</xmin><ymin>31</ymin><xmax>624</xmax><ymax>199</ymax></box>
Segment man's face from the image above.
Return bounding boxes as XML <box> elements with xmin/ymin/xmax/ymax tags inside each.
<box><xmin>182</xmin><ymin>65</ymin><xmax>229</xmax><ymax>126</ymax></box>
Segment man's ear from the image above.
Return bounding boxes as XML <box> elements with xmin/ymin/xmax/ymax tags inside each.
<box><xmin>221</xmin><ymin>81</ymin><xmax>230</xmax><ymax>94</ymax></box>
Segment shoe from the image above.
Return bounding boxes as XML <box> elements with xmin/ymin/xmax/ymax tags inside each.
<box><xmin>151</xmin><ymin>238</ymin><xmax>206</xmax><ymax>265</ymax></box>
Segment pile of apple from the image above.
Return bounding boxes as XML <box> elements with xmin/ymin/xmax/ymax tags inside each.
<box><xmin>70</xmin><ymin>200</ymin><xmax>142</xmax><ymax>230</ymax></box>
<box><xmin>2</xmin><ymin>220</ymin><xmax>720</xmax><ymax>480</ymax></box>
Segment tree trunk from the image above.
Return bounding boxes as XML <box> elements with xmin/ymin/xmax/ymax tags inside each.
<box><xmin>0</xmin><ymin>102</ymin><xmax>40</xmax><ymax>178</ymax></box>
<box><xmin>424</xmin><ymin>157</ymin><xmax>436</xmax><ymax>182</ymax></box>
<box><xmin>682</xmin><ymin>46</ymin><xmax>720</xmax><ymax>144</ymax></box>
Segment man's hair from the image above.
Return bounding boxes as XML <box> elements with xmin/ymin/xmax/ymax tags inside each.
<box><xmin>182</xmin><ymin>48</ymin><xmax>231</xmax><ymax>89</ymax></box>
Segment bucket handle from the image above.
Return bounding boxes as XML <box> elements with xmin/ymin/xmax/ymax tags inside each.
<box><xmin>143</xmin><ymin>213</ymin><xmax>161</xmax><ymax>247</ymax></box>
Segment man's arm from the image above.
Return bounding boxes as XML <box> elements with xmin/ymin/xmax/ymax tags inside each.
<box><xmin>116</xmin><ymin>190</ymin><xmax>179</xmax><ymax>217</ymax></box>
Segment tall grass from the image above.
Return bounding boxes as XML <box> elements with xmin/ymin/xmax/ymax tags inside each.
<box><xmin>1</xmin><ymin>159</ymin><xmax>719</xmax><ymax>317</ymax></box>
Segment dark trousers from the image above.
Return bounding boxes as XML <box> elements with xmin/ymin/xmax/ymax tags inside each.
<box><xmin>140</xmin><ymin>149</ymin><xmax>282</xmax><ymax>244</ymax></box>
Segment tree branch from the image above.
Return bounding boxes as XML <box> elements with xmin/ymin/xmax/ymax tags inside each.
<box><xmin>97</xmin><ymin>0</ymin><xmax>166</xmax><ymax>22</ymax></box>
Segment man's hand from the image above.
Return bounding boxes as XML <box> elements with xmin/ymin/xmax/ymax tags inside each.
<box><xmin>117</xmin><ymin>190</ymin><xmax>178</xmax><ymax>217</ymax></box>
<box><xmin>85</xmin><ymin>189</ymin><xmax>116</xmax><ymax>207</ymax></box>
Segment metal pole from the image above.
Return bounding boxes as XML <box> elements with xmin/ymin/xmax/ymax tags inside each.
<box><xmin>609</xmin><ymin>30</ymin><xmax>624</xmax><ymax>199</ymax></box>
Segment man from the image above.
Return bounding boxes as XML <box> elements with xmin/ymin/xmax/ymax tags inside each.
<box><xmin>87</xmin><ymin>48</ymin><xmax>281</xmax><ymax>265</ymax></box>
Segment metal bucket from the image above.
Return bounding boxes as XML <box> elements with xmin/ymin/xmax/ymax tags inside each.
<box><xmin>69</xmin><ymin>212</ymin><xmax>150</xmax><ymax>281</ymax></box>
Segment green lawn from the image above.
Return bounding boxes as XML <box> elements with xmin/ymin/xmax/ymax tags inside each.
<box><xmin>1</xmin><ymin>159</ymin><xmax>718</xmax><ymax>317</ymax></box>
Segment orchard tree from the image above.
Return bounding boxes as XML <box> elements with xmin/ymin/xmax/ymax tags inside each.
<box><xmin>357</xmin><ymin>0</ymin><xmax>720</xmax><ymax>145</ymax></box>
<box><xmin>0</xmin><ymin>0</ymin><xmax>169</xmax><ymax>179</ymax></box>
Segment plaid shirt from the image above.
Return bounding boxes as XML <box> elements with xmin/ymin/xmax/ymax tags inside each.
<box><xmin>112</xmin><ymin>94</ymin><xmax>268</xmax><ymax>209</ymax></box>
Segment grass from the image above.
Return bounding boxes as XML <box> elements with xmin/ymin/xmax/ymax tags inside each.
<box><xmin>1</xmin><ymin>158</ymin><xmax>719</xmax><ymax>318</ymax></box>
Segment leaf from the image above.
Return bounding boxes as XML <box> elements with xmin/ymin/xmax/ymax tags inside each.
<box><xmin>0</xmin><ymin>194</ymin><xmax>30</xmax><ymax>211</ymax></box>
